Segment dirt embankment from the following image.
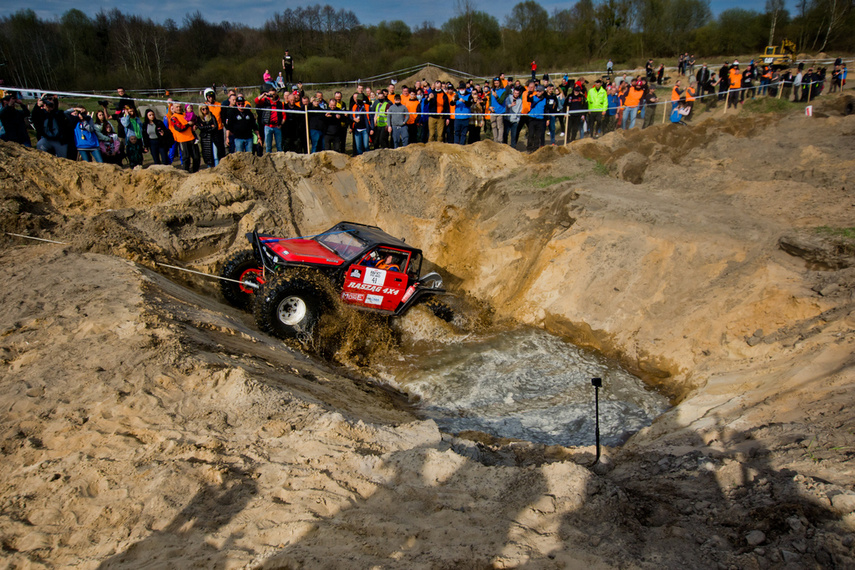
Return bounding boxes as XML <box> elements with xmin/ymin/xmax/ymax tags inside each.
<box><xmin>1</xmin><ymin>96</ymin><xmax>854</xmax><ymax>568</ymax></box>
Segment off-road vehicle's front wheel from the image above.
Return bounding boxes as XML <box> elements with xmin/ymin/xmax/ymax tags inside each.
<box><xmin>220</xmin><ymin>250</ymin><xmax>263</xmax><ymax>310</ymax></box>
<box><xmin>254</xmin><ymin>274</ymin><xmax>326</xmax><ymax>339</ymax></box>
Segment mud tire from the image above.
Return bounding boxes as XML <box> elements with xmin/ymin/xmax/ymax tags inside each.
<box><xmin>426</xmin><ymin>298</ymin><xmax>454</xmax><ymax>323</ymax></box>
<box><xmin>254</xmin><ymin>274</ymin><xmax>326</xmax><ymax>340</ymax></box>
<box><xmin>220</xmin><ymin>250</ymin><xmax>263</xmax><ymax>310</ymax></box>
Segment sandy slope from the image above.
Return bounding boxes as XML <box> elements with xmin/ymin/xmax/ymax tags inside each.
<box><xmin>0</xmin><ymin>96</ymin><xmax>854</xmax><ymax>568</ymax></box>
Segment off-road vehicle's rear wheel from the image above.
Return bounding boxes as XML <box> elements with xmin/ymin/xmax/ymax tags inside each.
<box><xmin>254</xmin><ymin>274</ymin><xmax>326</xmax><ymax>339</ymax></box>
<box><xmin>220</xmin><ymin>250</ymin><xmax>263</xmax><ymax>310</ymax></box>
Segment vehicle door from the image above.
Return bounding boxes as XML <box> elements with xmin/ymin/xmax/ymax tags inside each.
<box><xmin>341</xmin><ymin>247</ymin><xmax>411</xmax><ymax>311</ymax></box>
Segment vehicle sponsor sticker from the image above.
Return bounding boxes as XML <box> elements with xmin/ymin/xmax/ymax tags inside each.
<box><xmin>363</xmin><ymin>268</ymin><xmax>386</xmax><ymax>286</ymax></box>
<box><xmin>350</xmin><ymin>268</ymin><xmax>362</xmax><ymax>279</ymax></box>
<box><xmin>341</xmin><ymin>291</ymin><xmax>365</xmax><ymax>302</ymax></box>
<box><xmin>365</xmin><ymin>294</ymin><xmax>383</xmax><ymax>305</ymax></box>
<box><xmin>345</xmin><ymin>282</ymin><xmax>400</xmax><ymax>294</ymax></box>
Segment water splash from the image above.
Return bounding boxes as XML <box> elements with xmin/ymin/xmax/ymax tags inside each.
<box><xmin>378</xmin><ymin>317</ymin><xmax>669</xmax><ymax>447</ymax></box>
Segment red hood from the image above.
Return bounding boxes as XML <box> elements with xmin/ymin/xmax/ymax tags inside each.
<box><xmin>265</xmin><ymin>238</ymin><xmax>345</xmax><ymax>266</ymax></box>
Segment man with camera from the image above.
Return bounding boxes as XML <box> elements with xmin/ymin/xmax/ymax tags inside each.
<box><xmin>0</xmin><ymin>92</ymin><xmax>32</xmax><ymax>147</ymax></box>
<box><xmin>254</xmin><ymin>87</ymin><xmax>285</xmax><ymax>153</ymax></box>
<box><xmin>32</xmin><ymin>95</ymin><xmax>70</xmax><ymax>158</ymax></box>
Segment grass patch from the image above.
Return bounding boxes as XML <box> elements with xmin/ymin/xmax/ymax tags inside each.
<box><xmin>815</xmin><ymin>226</ymin><xmax>855</xmax><ymax>241</ymax></box>
<box><xmin>743</xmin><ymin>96</ymin><xmax>801</xmax><ymax>114</ymax></box>
<box><xmin>593</xmin><ymin>161</ymin><xmax>610</xmax><ymax>176</ymax></box>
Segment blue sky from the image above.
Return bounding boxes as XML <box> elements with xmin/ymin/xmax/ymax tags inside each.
<box><xmin>2</xmin><ymin>0</ymin><xmax>800</xmax><ymax>29</ymax></box>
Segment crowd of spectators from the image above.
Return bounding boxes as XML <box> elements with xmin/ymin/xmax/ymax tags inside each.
<box><xmin>0</xmin><ymin>55</ymin><xmax>845</xmax><ymax>167</ymax></box>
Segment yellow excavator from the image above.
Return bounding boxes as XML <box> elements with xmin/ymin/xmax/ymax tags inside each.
<box><xmin>761</xmin><ymin>39</ymin><xmax>796</xmax><ymax>69</ymax></box>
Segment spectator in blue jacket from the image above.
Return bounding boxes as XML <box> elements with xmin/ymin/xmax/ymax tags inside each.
<box><xmin>452</xmin><ymin>82</ymin><xmax>472</xmax><ymax>145</ymax></box>
<box><xmin>526</xmin><ymin>84</ymin><xmax>547</xmax><ymax>152</ymax></box>
<box><xmin>489</xmin><ymin>77</ymin><xmax>509</xmax><ymax>143</ymax></box>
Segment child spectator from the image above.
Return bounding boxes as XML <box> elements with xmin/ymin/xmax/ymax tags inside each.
<box><xmin>125</xmin><ymin>134</ymin><xmax>144</xmax><ymax>167</ymax></box>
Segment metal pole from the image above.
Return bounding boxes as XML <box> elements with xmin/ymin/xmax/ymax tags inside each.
<box><xmin>592</xmin><ymin>377</ymin><xmax>602</xmax><ymax>466</ymax></box>
<box><xmin>304</xmin><ymin>104</ymin><xmax>311</xmax><ymax>154</ymax></box>
<box><xmin>563</xmin><ymin>110</ymin><xmax>568</xmax><ymax>145</ymax></box>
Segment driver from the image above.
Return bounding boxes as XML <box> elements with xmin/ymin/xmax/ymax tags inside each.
<box><xmin>376</xmin><ymin>254</ymin><xmax>400</xmax><ymax>272</ymax></box>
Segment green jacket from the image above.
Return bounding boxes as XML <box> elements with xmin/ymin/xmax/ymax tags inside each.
<box><xmin>586</xmin><ymin>87</ymin><xmax>608</xmax><ymax>112</ymax></box>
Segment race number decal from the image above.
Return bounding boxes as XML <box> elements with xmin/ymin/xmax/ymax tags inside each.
<box><xmin>363</xmin><ymin>268</ymin><xmax>386</xmax><ymax>286</ymax></box>
<box><xmin>365</xmin><ymin>294</ymin><xmax>383</xmax><ymax>305</ymax></box>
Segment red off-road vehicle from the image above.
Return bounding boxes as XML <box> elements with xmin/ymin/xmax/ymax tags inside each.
<box><xmin>219</xmin><ymin>221</ymin><xmax>446</xmax><ymax>339</ymax></box>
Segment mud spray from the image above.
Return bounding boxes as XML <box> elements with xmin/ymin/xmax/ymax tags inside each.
<box><xmin>363</xmin><ymin>304</ymin><xmax>671</xmax><ymax>447</ymax></box>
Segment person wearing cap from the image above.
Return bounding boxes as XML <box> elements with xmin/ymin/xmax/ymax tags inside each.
<box><xmin>586</xmin><ymin>79</ymin><xmax>607</xmax><ymax>139</ymax></box>
<box><xmin>223</xmin><ymin>96</ymin><xmax>258</xmax><ymax>155</ymax></box>
<box><xmin>525</xmin><ymin>84</ymin><xmax>547</xmax><ymax>152</ymax></box>
<box><xmin>0</xmin><ymin>93</ymin><xmax>31</xmax><ymax>148</ymax></box>
<box><xmin>203</xmin><ymin>88</ymin><xmax>226</xmax><ymax>160</ymax></box>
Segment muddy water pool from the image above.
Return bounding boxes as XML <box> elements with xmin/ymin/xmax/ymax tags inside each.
<box><xmin>377</xmin><ymin>318</ymin><xmax>670</xmax><ymax>447</ymax></box>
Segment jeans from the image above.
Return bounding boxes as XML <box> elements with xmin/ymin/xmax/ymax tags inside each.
<box><xmin>622</xmin><ymin>106</ymin><xmax>638</xmax><ymax>130</ymax></box>
<box><xmin>453</xmin><ymin>119</ymin><xmax>468</xmax><ymax>144</ymax></box>
<box><xmin>234</xmin><ymin>138</ymin><xmax>253</xmax><ymax>153</ymax></box>
<box><xmin>548</xmin><ymin>117</ymin><xmax>556</xmax><ymax>144</ymax></box>
<box><xmin>78</xmin><ymin>148</ymin><xmax>103</xmax><ymax>163</ymax></box>
<box><xmin>507</xmin><ymin>121</ymin><xmax>520</xmax><ymax>148</ymax></box>
<box><xmin>37</xmin><ymin>138</ymin><xmax>68</xmax><ymax>158</ymax></box>
<box><xmin>150</xmin><ymin>139</ymin><xmax>170</xmax><ymax>164</ymax></box>
<box><xmin>392</xmin><ymin>125</ymin><xmax>409</xmax><ymax>148</ymax></box>
<box><xmin>309</xmin><ymin>129</ymin><xmax>323</xmax><ymax>153</ymax></box>
<box><xmin>264</xmin><ymin>126</ymin><xmax>282</xmax><ymax>153</ymax></box>
<box><xmin>353</xmin><ymin>129</ymin><xmax>369</xmax><ymax>155</ymax></box>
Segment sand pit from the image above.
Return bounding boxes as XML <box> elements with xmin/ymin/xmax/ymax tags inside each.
<box><xmin>1</xmin><ymin>96</ymin><xmax>854</xmax><ymax>568</ymax></box>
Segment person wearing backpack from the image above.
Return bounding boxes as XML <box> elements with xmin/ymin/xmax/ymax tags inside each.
<box><xmin>73</xmin><ymin>108</ymin><xmax>103</xmax><ymax>163</ymax></box>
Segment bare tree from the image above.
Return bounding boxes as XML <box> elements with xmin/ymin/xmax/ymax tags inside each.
<box><xmin>765</xmin><ymin>0</ymin><xmax>785</xmax><ymax>45</ymax></box>
<box><xmin>818</xmin><ymin>0</ymin><xmax>850</xmax><ymax>52</ymax></box>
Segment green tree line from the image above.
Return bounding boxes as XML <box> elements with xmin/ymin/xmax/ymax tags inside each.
<box><xmin>1</xmin><ymin>0</ymin><xmax>851</xmax><ymax>91</ymax></box>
